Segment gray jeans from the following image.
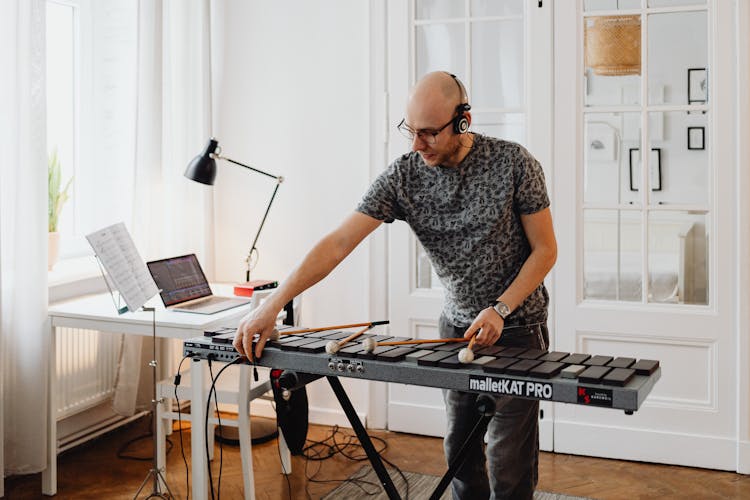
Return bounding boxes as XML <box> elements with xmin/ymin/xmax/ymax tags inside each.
<box><xmin>440</xmin><ymin>315</ymin><xmax>549</xmax><ymax>500</ymax></box>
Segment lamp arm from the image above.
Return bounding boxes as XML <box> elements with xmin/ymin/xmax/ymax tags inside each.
<box><xmin>246</xmin><ymin>180</ymin><xmax>282</xmax><ymax>282</ymax></box>
<box><xmin>215</xmin><ymin>154</ymin><xmax>283</xmax><ymax>181</ymax></box>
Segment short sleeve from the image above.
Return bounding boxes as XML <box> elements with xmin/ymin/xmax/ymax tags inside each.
<box><xmin>514</xmin><ymin>146</ymin><xmax>550</xmax><ymax>215</ymax></box>
<box><xmin>355</xmin><ymin>162</ymin><xmax>406</xmax><ymax>223</ymax></box>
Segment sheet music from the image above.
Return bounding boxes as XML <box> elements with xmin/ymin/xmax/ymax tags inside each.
<box><xmin>86</xmin><ymin>222</ymin><xmax>158</xmax><ymax>312</ymax></box>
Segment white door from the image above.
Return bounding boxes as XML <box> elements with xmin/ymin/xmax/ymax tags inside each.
<box><xmin>554</xmin><ymin>0</ymin><xmax>740</xmax><ymax>469</ymax></box>
<box><xmin>385</xmin><ymin>0</ymin><xmax>553</xmax><ymax>444</ymax></box>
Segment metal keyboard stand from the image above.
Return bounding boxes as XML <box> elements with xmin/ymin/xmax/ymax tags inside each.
<box><xmin>133</xmin><ymin>307</ymin><xmax>174</xmax><ymax>500</ymax></box>
<box><xmin>429</xmin><ymin>395</ymin><xmax>495</xmax><ymax>500</ymax></box>
<box><xmin>326</xmin><ymin>376</ymin><xmax>400</xmax><ymax>499</ymax></box>
<box><xmin>325</xmin><ymin>376</ymin><xmax>496</xmax><ymax>500</ymax></box>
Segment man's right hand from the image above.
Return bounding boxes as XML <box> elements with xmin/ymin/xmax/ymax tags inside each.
<box><xmin>231</xmin><ymin>212</ymin><xmax>382</xmax><ymax>359</ymax></box>
<box><xmin>233</xmin><ymin>304</ymin><xmax>281</xmax><ymax>360</ymax></box>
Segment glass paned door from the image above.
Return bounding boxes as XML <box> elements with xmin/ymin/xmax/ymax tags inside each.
<box><xmin>582</xmin><ymin>1</ymin><xmax>710</xmax><ymax>305</ymax></box>
<box><xmin>412</xmin><ymin>0</ymin><xmax>528</xmax><ymax>291</ymax></box>
<box><xmin>554</xmin><ymin>0</ymin><xmax>739</xmax><ymax>469</ymax></box>
<box><xmin>387</xmin><ymin>0</ymin><xmax>552</xmax><ymax>441</ymax></box>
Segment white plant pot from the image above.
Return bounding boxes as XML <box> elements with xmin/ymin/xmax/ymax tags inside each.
<box><xmin>48</xmin><ymin>231</ymin><xmax>60</xmax><ymax>270</ymax></box>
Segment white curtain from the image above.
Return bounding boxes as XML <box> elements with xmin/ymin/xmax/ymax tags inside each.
<box><xmin>0</xmin><ymin>0</ymin><xmax>216</xmax><ymax>482</ymax></box>
<box><xmin>132</xmin><ymin>0</ymin><xmax>215</xmax><ymax>260</ymax></box>
<box><xmin>113</xmin><ymin>0</ymin><xmax>215</xmax><ymax>415</ymax></box>
<box><xmin>0</xmin><ymin>0</ymin><xmax>50</xmax><ymax>479</ymax></box>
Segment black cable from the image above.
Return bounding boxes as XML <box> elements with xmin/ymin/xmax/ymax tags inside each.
<box><xmin>116</xmin><ymin>412</ymin><xmax>173</xmax><ymax>461</ymax></box>
<box><xmin>301</xmin><ymin>422</ymin><xmax>340</xmax><ymax>498</ymax></box>
<box><xmin>300</xmin><ymin>424</ymin><xmax>407</xmax><ymax>498</ymax></box>
<box><xmin>301</xmin><ymin>424</ymin><xmax>340</xmax><ymax>461</ymax></box>
<box><xmin>206</xmin><ymin>358</ymin><xmax>217</xmax><ymax>500</ymax></box>
<box><xmin>204</xmin><ymin>357</ymin><xmax>241</xmax><ymax>500</ymax></box>
<box><xmin>303</xmin><ymin>424</ymin><xmax>412</xmax><ymax>499</ymax></box>
<box><xmin>330</xmin><ymin>429</ymin><xmax>409</xmax><ymax>497</ymax></box>
<box><xmin>174</xmin><ymin>355</ymin><xmax>191</xmax><ymax>500</ymax></box>
<box><xmin>380</xmin><ymin>454</ymin><xmax>411</xmax><ymax>500</ymax></box>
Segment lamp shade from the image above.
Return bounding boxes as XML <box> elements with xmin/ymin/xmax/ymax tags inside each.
<box><xmin>585</xmin><ymin>15</ymin><xmax>641</xmax><ymax>76</ymax></box>
<box><xmin>184</xmin><ymin>138</ymin><xmax>219</xmax><ymax>185</ymax></box>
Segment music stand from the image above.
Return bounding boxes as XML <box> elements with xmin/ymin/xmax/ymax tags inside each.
<box><xmin>86</xmin><ymin>223</ymin><xmax>173</xmax><ymax>499</ymax></box>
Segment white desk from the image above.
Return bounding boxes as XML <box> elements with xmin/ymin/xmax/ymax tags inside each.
<box><xmin>42</xmin><ymin>286</ymin><xmax>254</xmax><ymax>499</ymax></box>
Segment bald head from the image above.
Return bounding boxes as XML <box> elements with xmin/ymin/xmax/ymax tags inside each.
<box><xmin>407</xmin><ymin>72</ymin><xmax>467</xmax><ymax>122</ymax></box>
<box><xmin>403</xmin><ymin>72</ymin><xmax>474</xmax><ymax>168</ymax></box>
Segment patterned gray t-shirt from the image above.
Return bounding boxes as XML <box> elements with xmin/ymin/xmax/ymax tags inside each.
<box><xmin>356</xmin><ymin>134</ymin><xmax>550</xmax><ymax>327</ymax></box>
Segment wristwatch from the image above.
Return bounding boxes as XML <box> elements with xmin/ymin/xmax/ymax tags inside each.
<box><xmin>492</xmin><ymin>300</ymin><xmax>511</xmax><ymax>319</ymax></box>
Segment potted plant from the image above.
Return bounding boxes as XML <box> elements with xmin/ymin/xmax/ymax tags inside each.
<box><xmin>48</xmin><ymin>150</ymin><xmax>73</xmax><ymax>270</ymax></box>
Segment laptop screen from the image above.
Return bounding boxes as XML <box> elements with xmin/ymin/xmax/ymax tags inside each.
<box><xmin>147</xmin><ymin>254</ymin><xmax>212</xmax><ymax>306</ymax></box>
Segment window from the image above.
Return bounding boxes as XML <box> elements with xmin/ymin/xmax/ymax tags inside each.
<box><xmin>46</xmin><ymin>0</ymin><xmax>76</xmax><ymax>248</ymax></box>
<box><xmin>46</xmin><ymin>0</ymin><xmax>138</xmax><ymax>260</ymax></box>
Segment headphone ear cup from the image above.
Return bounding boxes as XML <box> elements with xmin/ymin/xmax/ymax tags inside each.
<box><xmin>453</xmin><ymin>115</ymin><xmax>469</xmax><ymax>134</ymax></box>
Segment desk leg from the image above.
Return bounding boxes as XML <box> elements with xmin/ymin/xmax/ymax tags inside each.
<box><xmin>42</xmin><ymin>320</ymin><xmax>57</xmax><ymax>496</ymax></box>
<box><xmin>191</xmin><ymin>359</ymin><xmax>209</xmax><ymax>500</ymax></box>
<box><xmin>237</xmin><ymin>365</ymin><xmax>255</xmax><ymax>500</ymax></box>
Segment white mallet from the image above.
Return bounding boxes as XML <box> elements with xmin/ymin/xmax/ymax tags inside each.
<box><xmin>325</xmin><ymin>324</ymin><xmax>374</xmax><ymax>354</ymax></box>
<box><xmin>269</xmin><ymin>328</ymin><xmax>280</xmax><ymax>341</ymax></box>
<box><xmin>457</xmin><ymin>333</ymin><xmax>479</xmax><ymax>364</ymax></box>
<box><xmin>362</xmin><ymin>338</ymin><xmax>377</xmax><ymax>353</ymax></box>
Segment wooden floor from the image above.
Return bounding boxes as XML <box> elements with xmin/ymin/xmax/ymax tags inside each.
<box><xmin>5</xmin><ymin>415</ymin><xmax>750</xmax><ymax>499</ymax></box>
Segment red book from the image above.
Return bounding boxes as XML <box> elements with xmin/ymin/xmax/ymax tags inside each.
<box><xmin>233</xmin><ymin>279</ymin><xmax>279</xmax><ymax>297</ymax></box>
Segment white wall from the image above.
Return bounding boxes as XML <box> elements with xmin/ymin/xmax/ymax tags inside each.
<box><xmin>211</xmin><ymin>0</ymin><xmax>373</xmax><ymax>419</ymax></box>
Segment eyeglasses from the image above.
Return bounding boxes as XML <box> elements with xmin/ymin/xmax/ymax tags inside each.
<box><xmin>397</xmin><ymin>117</ymin><xmax>454</xmax><ymax>145</ymax></box>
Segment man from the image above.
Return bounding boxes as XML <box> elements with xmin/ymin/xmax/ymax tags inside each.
<box><xmin>234</xmin><ymin>71</ymin><xmax>556</xmax><ymax>499</ymax></box>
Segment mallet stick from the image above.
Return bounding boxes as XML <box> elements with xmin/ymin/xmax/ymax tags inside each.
<box><xmin>281</xmin><ymin>320</ymin><xmax>389</xmax><ymax>336</ymax></box>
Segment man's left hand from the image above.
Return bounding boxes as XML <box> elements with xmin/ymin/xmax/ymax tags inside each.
<box><xmin>464</xmin><ymin>307</ymin><xmax>504</xmax><ymax>345</ymax></box>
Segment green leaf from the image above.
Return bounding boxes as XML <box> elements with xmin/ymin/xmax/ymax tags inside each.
<box><xmin>48</xmin><ymin>149</ymin><xmax>73</xmax><ymax>233</ymax></box>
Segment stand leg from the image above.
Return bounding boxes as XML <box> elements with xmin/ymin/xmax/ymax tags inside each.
<box><xmin>326</xmin><ymin>376</ymin><xmax>400</xmax><ymax>500</ymax></box>
<box><xmin>133</xmin><ymin>468</ymin><xmax>175</xmax><ymax>500</ymax></box>
<box><xmin>133</xmin><ymin>307</ymin><xmax>175</xmax><ymax>500</ymax></box>
<box><xmin>429</xmin><ymin>395</ymin><xmax>496</xmax><ymax>500</ymax></box>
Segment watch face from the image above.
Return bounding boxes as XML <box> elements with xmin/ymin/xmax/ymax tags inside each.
<box><xmin>494</xmin><ymin>301</ymin><xmax>510</xmax><ymax>318</ymax></box>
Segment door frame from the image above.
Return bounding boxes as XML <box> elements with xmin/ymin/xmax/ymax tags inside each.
<box><xmin>736</xmin><ymin>0</ymin><xmax>750</xmax><ymax>475</ymax></box>
<box><xmin>366</xmin><ymin>0</ymin><xmax>390</xmax><ymax>430</ymax></box>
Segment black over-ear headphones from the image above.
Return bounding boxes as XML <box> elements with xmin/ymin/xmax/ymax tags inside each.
<box><xmin>448</xmin><ymin>73</ymin><xmax>471</xmax><ymax>134</ymax></box>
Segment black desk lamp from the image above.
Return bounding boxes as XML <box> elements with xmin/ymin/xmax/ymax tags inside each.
<box><xmin>185</xmin><ymin>138</ymin><xmax>284</xmax><ymax>281</ymax></box>
<box><xmin>185</xmin><ymin>138</ymin><xmax>285</xmax><ymax>446</ymax></box>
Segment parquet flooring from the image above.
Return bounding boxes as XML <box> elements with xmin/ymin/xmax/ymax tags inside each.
<box><xmin>4</xmin><ymin>415</ymin><xmax>750</xmax><ymax>499</ymax></box>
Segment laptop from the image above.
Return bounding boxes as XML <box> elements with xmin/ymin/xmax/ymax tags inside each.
<box><xmin>146</xmin><ymin>254</ymin><xmax>252</xmax><ymax>314</ymax></box>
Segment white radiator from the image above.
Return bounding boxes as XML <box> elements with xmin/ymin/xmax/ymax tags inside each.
<box><xmin>55</xmin><ymin>327</ymin><xmax>120</xmax><ymax>419</ymax></box>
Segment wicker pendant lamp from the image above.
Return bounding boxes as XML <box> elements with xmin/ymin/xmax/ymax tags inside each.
<box><xmin>585</xmin><ymin>15</ymin><xmax>641</xmax><ymax>76</ymax></box>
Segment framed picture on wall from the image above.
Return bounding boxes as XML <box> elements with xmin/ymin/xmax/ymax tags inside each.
<box><xmin>628</xmin><ymin>147</ymin><xmax>662</xmax><ymax>192</ymax></box>
<box><xmin>688</xmin><ymin>126</ymin><xmax>705</xmax><ymax>150</ymax></box>
<box><xmin>688</xmin><ymin>68</ymin><xmax>707</xmax><ymax>105</ymax></box>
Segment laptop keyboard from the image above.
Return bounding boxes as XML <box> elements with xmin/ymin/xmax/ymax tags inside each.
<box><xmin>177</xmin><ymin>296</ymin><xmax>228</xmax><ymax>309</ymax></box>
